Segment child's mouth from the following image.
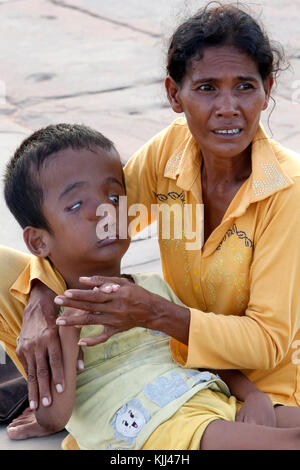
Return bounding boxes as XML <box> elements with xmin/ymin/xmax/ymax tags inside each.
<box><xmin>96</xmin><ymin>237</ymin><xmax>118</xmax><ymax>247</ymax></box>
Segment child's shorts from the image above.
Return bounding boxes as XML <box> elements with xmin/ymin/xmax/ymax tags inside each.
<box><xmin>62</xmin><ymin>388</ymin><xmax>241</xmax><ymax>450</ymax></box>
<box><xmin>141</xmin><ymin>388</ymin><xmax>241</xmax><ymax>450</ymax></box>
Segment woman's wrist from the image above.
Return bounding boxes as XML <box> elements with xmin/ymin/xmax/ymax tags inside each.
<box><xmin>146</xmin><ymin>293</ymin><xmax>190</xmax><ymax>345</ymax></box>
<box><xmin>29</xmin><ymin>279</ymin><xmax>58</xmax><ymax>319</ymax></box>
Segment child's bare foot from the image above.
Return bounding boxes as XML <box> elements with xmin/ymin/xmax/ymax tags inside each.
<box><xmin>6</xmin><ymin>407</ymin><xmax>58</xmax><ymax>440</ymax></box>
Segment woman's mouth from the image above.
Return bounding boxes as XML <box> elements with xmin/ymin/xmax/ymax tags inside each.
<box><xmin>212</xmin><ymin>128</ymin><xmax>243</xmax><ymax>138</ymax></box>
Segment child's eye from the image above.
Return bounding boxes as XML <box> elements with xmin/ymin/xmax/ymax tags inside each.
<box><xmin>197</xmin><ymin>84</ymin><xmax>214</xmax><ymax>91</ymax></box>
<box><xmin>109</xmin><ymin>195</ymin><xmax>119</xmax><ymax>204</ymax></box>
<box><xmin>65</xmin><ymin>201</ymin><xmax>82</xmax><ymax>212</ymax></box>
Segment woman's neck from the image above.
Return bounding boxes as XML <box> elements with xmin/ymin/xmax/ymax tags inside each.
<box><xmin>201</xmin><ymin>145</ymin><xmax>252</xmax><ymax>192</ymax></box>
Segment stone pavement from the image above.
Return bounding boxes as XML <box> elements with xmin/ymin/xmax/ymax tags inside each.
<box><xmin>0</xmin><ymin>0</ymin><xmax>299</xmax><ymax>450</ymax></box>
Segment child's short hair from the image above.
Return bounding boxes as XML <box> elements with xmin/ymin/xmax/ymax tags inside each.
<box><xmin>4</xmin><ymin>123</ymin><xmax>118</xmax><ymax>231</ymax></box>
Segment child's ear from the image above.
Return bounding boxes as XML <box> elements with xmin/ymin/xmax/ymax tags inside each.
<box><xmin>23</xmin><ymin>226</ymin><xmax>51</xmax><ymax>258</ymax></box>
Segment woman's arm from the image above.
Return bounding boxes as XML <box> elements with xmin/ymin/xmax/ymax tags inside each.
<box><xmin>215</xmin><ymin>369</ymin><xmax>276</xmax><ymax>426</ymax></box>
<box><xmin>34</xmin><ymin>309</ymin><xmax>80</xmax><ymax>432</ymax></box>
<box><xmin>17</xmin><ymin>280</ymin><xmax>65</xmax><ymax>411</ymax></box>
<box><xmin>55</xmin><ymin>277</ymin><xmax>190</xmax><ymax>346</ymax></box>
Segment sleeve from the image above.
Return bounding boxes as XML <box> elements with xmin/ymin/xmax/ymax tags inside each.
<box><xmin>10</xmin><ymin>255</ymin><xmax>66</xmax><ymax>306</ymax></box>
<box><xmin>170</xmin><ymin>179</ymin><xmax>300</xmax><ymax>370</ymax></box>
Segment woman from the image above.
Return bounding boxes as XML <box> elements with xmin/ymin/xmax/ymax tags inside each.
<box><xmin>2</xmin><ymin>3</ymin><xmax>300</xmax><ymax>447</ymax></box>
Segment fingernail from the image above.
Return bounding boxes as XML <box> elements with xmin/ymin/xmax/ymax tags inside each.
<box><xmin>64</xmin><ymin>291</ymin><xmax>73</xmax><ymax>298</ymax></box>
<box><xmin>54</xmin><ymin>297</ymin><xmax>63</xmax><ymax>305</ymax></box>
<box><xmin>30</xmin><ymin>400</ymin><xmax>37</xmax><ymax>410</ymax></box>
<box><xmin>77</xmin><ymin>359</ymin><xmax>84</xmax><ymax>370</ymax></box>
<box><xmin>102</xmin><ymin>285</ymin><xmax>112</xmax><ymax>292</ymax></box>
<box><xmin>56</xmin><ymin>318</ymin><xmax>66</xmax><ymax>325</ymax></box>
<box><xmin>56</xmin><ymin>384</ymin><xmax>63</xmax><ymax>393</ymax></box>
<box><xmin>78</xmin><ymin>340</ymin><xmax>87</xmax><ymax>346</ymax></box>
<box><xmin>80</xmin><ymin>277</ymin><xmax>90</xmax><ymax>281</ymax></box>
<box><xmin>42</xmin><ymin>397</ymin><xmax>50</xmax><ymax>407</ymax></box>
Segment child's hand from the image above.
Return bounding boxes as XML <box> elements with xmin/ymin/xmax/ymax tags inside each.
<box><xmin>235</xmin><ymin>390</ymin><xmax>276</xmax><ymax>427</ymax></box>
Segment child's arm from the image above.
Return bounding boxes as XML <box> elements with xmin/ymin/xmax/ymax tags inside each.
<box><xmin>214</xmin><ymin>369</ymin><xmax>276</xmax><ymax>426</ymax></box>
<box><xmin>34</xmin><ymin>309</ymin><xmax>80</xmax><ymax>432</ymax></box>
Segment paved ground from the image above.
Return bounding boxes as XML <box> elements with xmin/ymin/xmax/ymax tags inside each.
<box><xmin>0</xmin><ymin>0</ymin><xmax>299</xmax><ymax>450</ymax></box>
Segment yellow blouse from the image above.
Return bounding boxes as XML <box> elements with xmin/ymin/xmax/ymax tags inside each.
<box><xmin>124</xmin><ymin>118</ymin><xmax>300</xmax><ymax>406</ymax></box>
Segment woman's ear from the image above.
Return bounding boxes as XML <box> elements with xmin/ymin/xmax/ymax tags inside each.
<box><xmin>23</xmin><ymin>226</ymin><xmax>51</xmax><ymax>258</ymax></box>
<box><xmin>165</xmin><ymin>76</ymin><xmax>184</xmax><ymax>114</ymax></box>
<box><xmin>262</xmin><ymin>75</ymin><xmax>274</xmax><ymax>110</ymax></box>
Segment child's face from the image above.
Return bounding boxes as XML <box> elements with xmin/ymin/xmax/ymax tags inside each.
<box><xmin>37</xmin><ymin>146</ymin><xmax>130</xmax><ymax>277</ymax></box>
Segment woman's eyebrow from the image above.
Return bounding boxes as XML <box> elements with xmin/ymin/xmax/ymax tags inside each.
<box><xmin>191</xmin><ymin>75</ymin><xmax>259</xmax><ymax>85</ymax></box>
<box><xmin>237</xmin><ymin>75</ymin><xmax>259</xmax><ymax>83</ymax></box>
<box><xmin>58</xmin><ymin>181</ymin><xmax>88</xmax><ymax>201</ymax></box>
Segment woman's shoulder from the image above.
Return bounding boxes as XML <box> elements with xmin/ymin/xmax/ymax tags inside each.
<box><xmin>271</xmin><ymin>139</ymin><xmax>300</xmax><ymax>181</ymax></box>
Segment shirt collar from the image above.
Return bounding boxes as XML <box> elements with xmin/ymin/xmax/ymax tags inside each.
<box><xmin>164</xmin><ymin>122</ymin><xmax>293</xmax><ymax>203</ymax></box>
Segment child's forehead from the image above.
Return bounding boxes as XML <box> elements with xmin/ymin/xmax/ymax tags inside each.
<box><xmin>39</xmin><ymin>146</ymin><xmax>124</xmax><ymax>194</ymax></box>
<box><xmin>41</xmin><ymin>146</ymin><xmax>122</xmax><ymax>174</ymax></box>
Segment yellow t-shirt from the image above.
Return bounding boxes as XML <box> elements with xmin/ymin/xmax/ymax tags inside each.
<box><xmin>65</xmin><ymin>273</ymin><xmax>229</xmax><ymax>450</ymax></box>
<box><xmin>124</xmin><ymin>118</ymin><xmax>300</xmax><ymax>406</ymax></box>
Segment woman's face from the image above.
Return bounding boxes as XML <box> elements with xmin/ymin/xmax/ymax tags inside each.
<box><xmin>166</xmin><ymin>45</ymin><xmax>273</xmax><ymax>161</ymax></box>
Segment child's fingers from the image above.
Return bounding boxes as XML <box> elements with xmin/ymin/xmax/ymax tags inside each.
<box><xmin>93</xmin><ymin>283</ymin><xmax>120</xmax><ymax>293</ymax></box>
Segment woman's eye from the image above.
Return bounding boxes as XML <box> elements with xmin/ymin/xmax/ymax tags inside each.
<box><xmin>238</xmin><ymin>83</ymin><xmax>254</xmax><ymax>90</ymax></box>
<box><xmin>65</xmin><ymin>202</ymin><xmax>81</xmax><ymax>212</ymax></box>
<box><xmin>109</xmin><ymin>195</ymin><xmax>119</xmax><ymax>204</ymax></box>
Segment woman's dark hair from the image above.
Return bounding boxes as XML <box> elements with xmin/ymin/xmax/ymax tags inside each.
<box><xmin>4</xmin><ymin>123</ymin><xmax>118</xmax><ymax>231</ymax></box>
<box><xmin>167</xmin><ymin>2</ymin><xmax>286</xmax><ymax>85</ymax></box>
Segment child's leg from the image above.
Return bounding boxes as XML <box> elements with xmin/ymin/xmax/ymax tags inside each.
<box><xmin>200</xmin><ymin>420</ymin><xmax>300</xmax><ymax>450</ymax></box>
<box><xmin>274</xmin><ymin>405</ymin><xmax>300</xmax><ymax>428</ymax></box>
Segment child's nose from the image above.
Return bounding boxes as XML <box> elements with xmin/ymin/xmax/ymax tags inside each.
<box><xmin>84</xmin><ymin>199</ymin><xmax>101</xmax><ymax>221</ymax></box>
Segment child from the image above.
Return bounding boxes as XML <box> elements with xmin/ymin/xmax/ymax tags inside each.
<box><xmin>4</xmin><ymin>123</ymin><xmax>298</xmax><ymax>450</ymax></box>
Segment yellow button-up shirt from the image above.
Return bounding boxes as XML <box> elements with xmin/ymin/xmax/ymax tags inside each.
<box><xmin>124</xmin><ymin>117</ymin><xmax>300</xmax><ymax>406</ymax></box>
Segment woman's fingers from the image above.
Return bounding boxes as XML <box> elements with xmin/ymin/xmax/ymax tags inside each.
<box><xmin>35</xmin><ymin>346</ymin><xmax>53</xmax><ymax>408</ymax></box>
<box><xmin>78</xmin><ymin>326</ymin><xmax>118</xmax><ymax>346</ymax></box>
<box><xmin>55</xmin><ymin>288</ymin><xmax>113</xmax><ymax>305</ymax></box>
<box><xmin>54</xmin><ymin>295</ymin><xmax>115</xmax><ymax>313</ymax></box>
<box><xmin>25</xmin><ymin>357</ymin><xmax>39</xmax><ymax>410</ymax></box>
<box><xmin>79</xmin><ymin>276</ymin><xmax>124</xmax><ymax>287</ymax></box>
<box><xmin>56</xmin><ymin>311</ymin><xmax>106</xmax><ymax>327</ymax></box>
<box><xmin>47</xmin><ymin>337</ymin><xmax>65</xmax><ymax>394</ymax></box>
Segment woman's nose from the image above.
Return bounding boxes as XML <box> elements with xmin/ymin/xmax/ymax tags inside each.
<box><xmin>214</xmin><ymin>91</ymin><xmax>240</xmax><ymax>118</ymax></box>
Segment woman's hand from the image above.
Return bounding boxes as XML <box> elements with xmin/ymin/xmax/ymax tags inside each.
<box><xmin>55</xmin><ymin>275</ymin><xmax>190</xmax><ymax>346</ymax></box>
<box><xmin>235</xmin><ymin>390</ymin><xmax>277</xmax><ymax>427</ymax></box>
<box><xmin>17</xmin><ymin>280</ymin><xmax>83</xmax><ymax>410</ymax></box>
